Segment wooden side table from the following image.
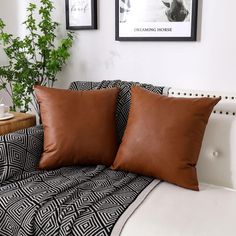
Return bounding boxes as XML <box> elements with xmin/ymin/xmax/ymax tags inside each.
<box><xmin>0</xmin><ymin>112</ymin><xmax>36</xmax><ymax>135</ymax></box>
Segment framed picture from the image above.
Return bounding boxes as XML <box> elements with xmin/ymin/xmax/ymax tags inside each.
<box><xmin>66</xmin><ymin>0</ymin><xmax>97</xmax><ymax>30</ymax></box>
<box><xmin>115</xmin><ymin>0</ymin><xmax>198</xmax><ymax>41</ymax></box>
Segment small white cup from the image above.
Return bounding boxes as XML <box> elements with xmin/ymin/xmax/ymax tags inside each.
<box><xmin>0</xmin><ymin>104</ymin><xmax>10</xmax><ymax>118</ymax></box>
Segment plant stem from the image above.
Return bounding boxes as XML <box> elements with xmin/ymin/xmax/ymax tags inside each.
<box><xmin>0</xmin><ymin>77</ymin><xmax>12</xmax><ymax>98</ymax></box>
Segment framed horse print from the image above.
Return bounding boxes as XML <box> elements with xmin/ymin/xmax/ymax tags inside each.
<box><xmin>66</xmin><ymin>0</ymin><xmax>97</xmax><ymax>30</ymax></box>
<box><xmin>115</xmin><ymin>0</ymin><xmax>198</xmax><ymax>41</ymax></box>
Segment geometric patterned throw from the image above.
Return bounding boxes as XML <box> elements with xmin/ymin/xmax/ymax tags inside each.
<box><xmin>0</xmin><ymin>165</ymin><xmax>157</xmax><ymax>235</ymax></box>
<box><xmin>0</xmin><ymin>125</ymin><xmax>43</xmax><ymax>185</ymax></box>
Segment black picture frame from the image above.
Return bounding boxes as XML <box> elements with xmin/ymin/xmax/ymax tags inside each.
<box><xmin>115</xmin><ymin>0</ymin><xmax>198</xmax><ymax>41</ymax></box>
<box><xmin>66</xmin><ymin>0</ymin><xmax>97</xmax><ymax>30</ymax></box>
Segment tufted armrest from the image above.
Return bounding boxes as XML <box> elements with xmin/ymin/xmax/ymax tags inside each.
<box><xmin>0</xmin><ymin>125</ymin><xmax>44</xmax><ymax>184</ymax></box>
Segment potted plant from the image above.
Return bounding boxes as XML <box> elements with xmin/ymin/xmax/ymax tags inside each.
<box><xmin>0</xmin><ymin>0</ymin><xmax>74</xmax><ymax>114</ymax></box>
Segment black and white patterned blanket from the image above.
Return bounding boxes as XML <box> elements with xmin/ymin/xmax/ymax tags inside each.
<box><xmin>0</xmin><ymin>80</ymin><xmax>165</xmax><ymax>236</ymax></box>
<box><xmin>0</xmin><ymin>125</ymin><xmax>160</xmax><ymax>236</ymax></box>
<box><xmin>0</xmin><ymin>164</ymin><xmax>158</xmax><ymax>235</ymax></box>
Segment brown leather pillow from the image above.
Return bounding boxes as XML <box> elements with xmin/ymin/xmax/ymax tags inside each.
<box><xmin>112</xmin><ymin>86</ymin><xmax>220</xmax><ymax>191</ymax></box>
<box><xmin>34</xmin><ymin>86</ymin><xmax>119</xmax><ymax>170</ymax></box>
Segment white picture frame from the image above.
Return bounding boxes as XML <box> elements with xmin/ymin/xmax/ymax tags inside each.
<box><xmin>66</xmin><ymin>0</ymin><xmax>97</xmax><ymax>30</ymax></box>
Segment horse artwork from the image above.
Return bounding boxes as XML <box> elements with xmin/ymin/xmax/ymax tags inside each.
<box><xmin>162</xmin><ymin>0</ymin><xmax>190</xmax><ymax>22</ymax></box>
<box><xmin>120</xmin><ymin>0</ymin><xmax>190</xmax><ymax>23</ymax></box>
<box><xmin>116</xmin><ymin>0</ymin><xmax>198</xmax><ymax>41</ymax></box>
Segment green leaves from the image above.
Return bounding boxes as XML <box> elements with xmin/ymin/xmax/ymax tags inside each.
<box><xmin>27</xmin><ymin>3</ymin><xmax>37</xmax><ymax>12</ymax></box>
<box><xmin>0</xmin><ymin>0</ymin><xmax>74</xmax><ymax>113</ymax></box>
<box><xmin>0</xmin><ymin>18</ymin><xmax>6</xmax><ymax>29</ymax></box>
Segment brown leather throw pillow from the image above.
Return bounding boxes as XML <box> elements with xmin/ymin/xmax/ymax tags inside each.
<box><xmin>35</xmin><ymin>86</ymin><xmax>119</xmax><ymax>170</ymax></box>
<box><xmin>112</xmin><ymin>86</ymin><xmax>220</xmax><ymax>191</ymax></box>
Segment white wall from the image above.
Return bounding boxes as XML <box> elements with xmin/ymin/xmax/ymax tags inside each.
<box><xmin>0</xmin><ymin>1</ymin><xmax>16</xmax><ymax>104</ymax></box>
<box><xmin>0</xmin><ymin>0</ymin><xmax>27</xmax><ymax>105</ymax></box>
<box><xmin>56</xmin><ymin>0</ymin><xmax>236</xmax><ymax>92</ymax></box>
<box><xmin>1</xmin><ymin>0</ymin><xmax>236</xmax><ymax>99</ymax></box>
